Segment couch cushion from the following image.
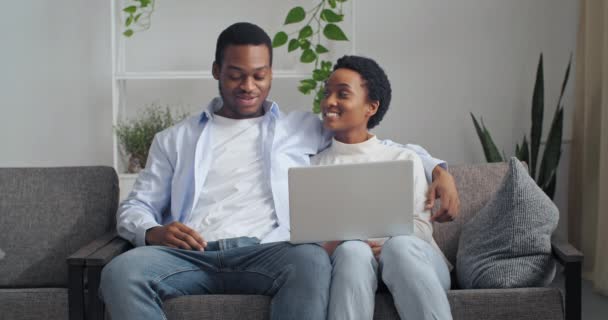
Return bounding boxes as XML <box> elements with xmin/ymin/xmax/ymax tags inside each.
<box><xmin>456</xmin><ymin>158</ymin><xmax>558</xmax><ymax>289</ymax></box>
<box><xmin>0</xmin><ymin>288</ymin><xmax>68</xmax><ymax>320</ymax></box>
<box><xmin>163</xmin><ymin>288</ymin><xmax>563</xmax><ymax>320</ymax></box>
<box><xmin>164</xmin><ymin>295</ymin><xmax>270</xmax><ymax>320</ymax></box>
<box><xmin>433</xmin><ymin>162</ymin><xmax>510</xmax><ymax>266</ymax></box>
<box><xmin>0</xmin><ymin>167</ymin><xmax>118</xmax><ymax>287</ymax></box>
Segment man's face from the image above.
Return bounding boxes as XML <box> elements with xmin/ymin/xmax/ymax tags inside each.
<box><xmin>213</xmin><ymin>44</ymin><xmax>272</xmax><ymax>119</ymax></box>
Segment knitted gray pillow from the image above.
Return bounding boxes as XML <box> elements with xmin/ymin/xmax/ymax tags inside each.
<box><xmin>456</xmin><ymin>157</ymin><xmax>558</xmax><ymax>289</ymax></box>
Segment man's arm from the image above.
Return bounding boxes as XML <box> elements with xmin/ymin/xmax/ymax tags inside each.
<box><xmin>380</xmin><ymin>140</ymin><xmax>460</xmax><ymax>222</ymax></box>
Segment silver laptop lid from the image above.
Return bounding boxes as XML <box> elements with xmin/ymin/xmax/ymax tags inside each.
<box><xmin>288</xmin><ymin>160</ymin><xmax>415</xmax><ymax>243</ymax></box>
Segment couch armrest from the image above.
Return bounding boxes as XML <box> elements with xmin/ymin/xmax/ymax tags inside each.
<box><xmin>67</xmin><ymin>232</ymin><xmax>121</xmax><ymax>320</ymax></box>
<box><xmin>67</xmin><ymin>232</ymin><xmax>119</xmax><ymax>266</ymax></box>
<box><xmin>83</xmin><ymin>234</ymin><xmax>133</xmax><ymax>320</ymax></box>
<box><xmin>551</xmin><ymin>239</ymin><xmax>584</xmax><ymax>320</ymax></box>
<box><xmin>552</xmin><ymin>240</ymin><xmax>584</xmax><ymax>264</ymax></box>
<box><xmin>86</xmin><ymin>235</ymin><xmax>133</xmax><ymax>266</ymax></box>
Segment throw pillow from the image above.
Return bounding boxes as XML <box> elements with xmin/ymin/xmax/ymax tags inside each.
<box><xmin>456</xmin><ymin>157</ymin><xmax>559</xmax><ymax>289</ymax></box>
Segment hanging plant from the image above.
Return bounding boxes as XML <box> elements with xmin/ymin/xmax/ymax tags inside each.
<box><xmin>272</xmin><ymin>0</ymin><xmax>350</xmax><ymax>113</ymax></box>
<box><xmin>122</xmin><ymin>0</ymin><xmax>155</xmax><ymax>37</ymax></box>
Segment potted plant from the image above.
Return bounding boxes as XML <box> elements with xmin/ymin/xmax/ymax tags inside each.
<box><xmin>115</xmin><ymin>105</ymin><xmax>187</xmax><ymax>173</ymax></box>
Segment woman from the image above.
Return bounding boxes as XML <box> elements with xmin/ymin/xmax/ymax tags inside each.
<box><xmin>313</xmin><ymin>55</ymin><xmax>452</xmax><ymax>320</ymax></box>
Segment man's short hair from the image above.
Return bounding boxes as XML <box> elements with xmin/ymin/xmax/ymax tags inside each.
<box><xmin>215</xmin><ymin>22</ymin><xmax>273</xmax><ymax>66</ymax></box>
<box><xmin>333</xmin><ymin>55</ymin><xmax>392</xmax><ymax>129</ymax></box>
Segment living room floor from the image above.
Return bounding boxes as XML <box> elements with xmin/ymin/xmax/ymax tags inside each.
<box><xmin>551</xmin><ymin>273</ymin><xmax>608</xmax><ymax>319</ymax></box>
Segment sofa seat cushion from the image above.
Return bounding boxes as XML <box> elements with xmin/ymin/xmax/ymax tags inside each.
<box><xmin>456</xmin><ymin>158</ymin><xmax>559</xmax><ymax>289</ymax></box>
<box><xmin>163</xmin><ymin>288</ymin><xmax>563</xmax><ymax>320</ymax></box>
<box><xmin>0</xmin><ymin>288</ymin><xmax>68</xmax><ymax>320</ymax></box>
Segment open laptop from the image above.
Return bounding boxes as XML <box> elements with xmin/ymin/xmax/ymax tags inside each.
<box><xmin>288</xmin><ymin>160</ymin><xmax>415</xmax><ymax>243</ymax></box>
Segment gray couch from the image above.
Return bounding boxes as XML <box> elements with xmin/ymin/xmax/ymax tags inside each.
<box><xmin>0</xmin><ymin>164</ymin><xmax>583</xmax><ymax>320</ymax></box>
<box><xmin>0</xmin><ymin>167</ymin><xmax>118</xmax><ymax>320</ymax></box>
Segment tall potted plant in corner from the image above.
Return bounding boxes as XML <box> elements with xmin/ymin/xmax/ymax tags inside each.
<box><xmin>470</xmin><ymin>54</ymin><xmax>571</xmax><ymax>199</ymax></box>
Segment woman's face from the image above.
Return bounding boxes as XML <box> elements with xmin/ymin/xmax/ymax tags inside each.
<box><xmin>321</xmin><ymin>68</ymin><xmax>378</xmax><ymax>134</ymax></box>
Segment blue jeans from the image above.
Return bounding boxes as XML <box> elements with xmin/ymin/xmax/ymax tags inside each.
<box><xmin>328</xmin><ymin>235</ymin><xmax>452</xmax><ymax>320</ymax></box>
<box><xmin>99</xmin><ymin>237</ymin><xmax>331</xmax><ymax>320</ymax></box>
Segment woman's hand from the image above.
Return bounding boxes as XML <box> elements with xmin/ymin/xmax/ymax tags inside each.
<box><xmin>367</xmin><ymin>240</ymin><xmax>383</xmax><ymax>260</ymax></box>
<box><xmin>426</xmin><ymin>166</ymin><xmax>461</xmax><ymax>222</ymax></box>
<box><xmin>322</xmin><ymin>241</ymin><xmax>341</xmax><ymax>256</ymax></box>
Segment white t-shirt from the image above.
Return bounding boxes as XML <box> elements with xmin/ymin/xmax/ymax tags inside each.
<box><xmin>188</xmin><ymin>114</ymin><xmax>277</xmax><ymax>241</ymax></box>
<box><xmin>312</xmin><ymin>136</ymin><xmax>449</xmax><ymax>267</ymax></box>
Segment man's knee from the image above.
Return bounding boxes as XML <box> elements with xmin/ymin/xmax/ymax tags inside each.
<box><xmin>287</xmin><ymin>244</ymin><xmax>331</xmax><ymax>282</ymax></box>
<box><xmin>100</xmin><ymin>247</ymin><xmax>157</xmax><ymax>298</ymax></box>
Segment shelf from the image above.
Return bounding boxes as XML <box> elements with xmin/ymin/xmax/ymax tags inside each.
<box><xmin>114</xmin><ymin>70</ymin><xmax>312</xmax><ymax>80</ymax></box>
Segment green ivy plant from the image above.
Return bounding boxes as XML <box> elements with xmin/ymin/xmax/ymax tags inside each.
<box><xmin>470</xmin><ymin>53</ymin><xmax>571</xmax><ymax>199</ymax></box>
<box><xmin>272</xmin><ymin>0</ymin><xmax>350</xmax><ymax>113</ymax></box>
<box><xmin>122</xmin><ymin>0</ymin><xmax>155</xmax><ymax>37</ymax></box>
<box><xmin>115</xmin><ymin>105</ymin><xmax>187</xmax><ymax>173</ymax></box>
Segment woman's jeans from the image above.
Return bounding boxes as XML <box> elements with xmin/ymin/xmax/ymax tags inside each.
<box><xmin>99</xmin><ymin>237</ymin><xmax>331</xmax><ymax>320</ymax></box>
<box><xmin>328</xmin><ymin>235</ymin><xmax>452</xmax><ymax>320</ymax></box>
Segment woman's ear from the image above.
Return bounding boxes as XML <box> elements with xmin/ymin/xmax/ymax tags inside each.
<box><xmin>212</xmin><ymin>62</ymin><xmax>220</xmax><ymax>80</ymax></box>
<box><xmin>367</xmin><ymin>101</ymin><xmax>380</xmax><ymax>117</ymax></box>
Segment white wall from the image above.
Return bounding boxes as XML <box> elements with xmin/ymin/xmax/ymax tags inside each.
<box><xmin>0</xmin><ymin>1</ymin><xmax>112</xmax><ymax>167</ymax></box>
<box><xmin>1</xmin><ymin>0</ymin><xmax>578</xmax><ymax>237</ymax></box>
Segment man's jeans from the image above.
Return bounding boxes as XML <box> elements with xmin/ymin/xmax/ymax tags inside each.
<box><xmin>99</xmin><ymin>237</ymin><xmax>331</xmax><ymax>320</ymax></box>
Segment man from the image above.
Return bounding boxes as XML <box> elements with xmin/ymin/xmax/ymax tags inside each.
<box><xmin>99</xmin><ymin>22</ymin><xmax>459</xmax><ymax>320</ymax></box>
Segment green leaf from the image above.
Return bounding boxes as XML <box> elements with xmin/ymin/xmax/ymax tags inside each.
<box><xmin>300</xmin><ymin>49</ymin><xmax>317</xmax><ymax>63</ymax></box>
<box><xmin>321</xmin><ymin>60</ymin><xmax>333</xmax><ymax>71</ymax></box>
<box><xmin>328</xmin><ymin>0</ymin><xmax>337</xmax><ymax>9</ymax></box>
<box><xmin>315</xmin><ymin>44</ymin><xmax>329</xmax><ymax>54</ymax></box>
<box><xmin>537</xmin><ymin>106</ymin><xmax>563</xmax><ymax>199</ymax></box>
<box><xmin>323</xmin><ymin>24</ymin><xmax>348</xmax><ymax>41</ymax></box>
<box><xmin>123</xmin><ymin>6</ymin><xmax>137</xmax><ymax>14</ymax></box>
<box><xmin>123</xmin><ymin>29</ymin><xmax>134</xmax><ymax>37</ymax></box>
<box><xmin>313</xmin><ymin>69</ymin><xmax>327</xmax><ymax>81</ymax></box>
<box><xmin>321</xmin><ymin>9</ymin><xmax>343</xmax><ymax>23</ymax></box>
<box><xmin>530</xmin><ymin>54</ymin><xmax>544</xmax><ymax>178</ymax></box>
<box><xmin>556</xmin><ymin>55</ymin><xmax>572</xmax><ymax>108</ymax></box>
<box><xmin>543</xmin><ymin>173</ymin><xmax>557</xmax><ymax>199</ymax></box>
<box><xmin>134</xmin><ymin>13</ymin><xmax>142</xmax><ymax>23</ymax></box>
<box><xmin>272</xmin><ymin>32</ymin><xmax>288</xmax><ymax>48</ymax></box>
<box><xmin>139</xmin><ymin>0</ymin><xmax>151</xmax><ymax>7</ymax></box>
<box><xmin>299</xmin><ymin>39</ymin><xmax>311</xmax><ymax>50</ymax></box>
<box><xmin>298</xmin><ymin>25</ymin><xmax>313</xmax><ymax>39</ymax></box>
<box><xmin>285</xmin><ymin>6</ymin><xmax>306</xmax><ymax>24</ymax></box>
<box><xmin>518</xmin><ymin>136</ymin><xmax>530</xmax><ymax>166</ymax></box>
<box><xmin>298</xmin><ymin>79</ymin><xmax>316</xmax><ymax>94</ymax></box>
<box><xmin>288</xmin><ymin>39</ymin><xmax>300</xmax><ymax>52</ymax></box>
<box><xmin>470</xmin><ymin>113</ymin><xmax>503</xmax><ymax>162</ymax></box>
<box><xmin>126</xmin><ymin>16</ymin><xmax>133</xmax><ymax>27</ymax></box>
<box><xmin>313</xmin><ymin>99</ymin><xmax>322</xmax><ymax>114</ymax></box>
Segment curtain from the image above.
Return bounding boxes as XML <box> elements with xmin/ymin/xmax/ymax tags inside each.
<box><xmin>569</xmin><ymin>0</ymin><xmax>608</xmax><ymax>296</ymax></box>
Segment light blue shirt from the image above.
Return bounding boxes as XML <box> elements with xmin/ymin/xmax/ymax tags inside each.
<box><xmin>117</xmin><ymin>98</ymin><xmax>447</xmax><ymax>247</ymax></box>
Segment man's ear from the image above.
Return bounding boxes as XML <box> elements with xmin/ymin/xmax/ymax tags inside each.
<box><xmin>212</xmin><ymin>62</ymin><xmax>220</xmax><ymax>80</ymax></box>
<box><xmin>367</xmin><ymin>101</ymin><xmax>380</xmax><ymax>117</ymax></box>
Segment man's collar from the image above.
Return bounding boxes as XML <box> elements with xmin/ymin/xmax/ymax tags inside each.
<box><xmin>199</xmin><ymin>97</ymin><xmax>279</xmax><ymax>123</ymax></box>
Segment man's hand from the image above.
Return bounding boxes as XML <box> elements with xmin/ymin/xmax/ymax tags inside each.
<box><xmin>426</xmin><ymin>166</ymin><xmax>460</xmax><ymax>222</ymax></box>
<box><xmin>367</xmin><ymin>240</ymin><xmax>383</xmax><ymax>260</ymax></box>
<box><xmin>145</xmin><ymin>222</ymin><xmax>207</xmax><ymax>251</ymax></box>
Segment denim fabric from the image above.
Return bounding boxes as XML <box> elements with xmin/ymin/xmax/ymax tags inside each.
<box><xmin>100</xmin><ymin>238</ymin><xmax>331</xmax><ymax>320</ymax></box>
<box><xmin>328</xmin><ymin>236</ymin><xmax>452</xmax><ymax>320</ymax></box>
